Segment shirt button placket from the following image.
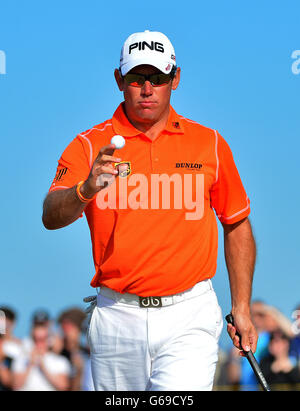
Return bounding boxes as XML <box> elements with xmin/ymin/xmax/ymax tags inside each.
<box><xmin>151</xmin><ymin>141</ymin><xmax>159</xmax><ymax>172</ymax></box>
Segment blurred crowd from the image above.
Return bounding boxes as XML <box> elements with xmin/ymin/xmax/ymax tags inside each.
<box><xmin>0</xmin><ymin>306</ymin><xmax>94</xmax><ymax>391</ymax></box>
<box><xmin>1</xmin><ymin>301</ymin><xmax>300</xmax><ymax>391</ymax></box>
<box><xmin>214</xmin><ymin>301</ymin><xmax>300</xmax><ymax>391</ymax></box>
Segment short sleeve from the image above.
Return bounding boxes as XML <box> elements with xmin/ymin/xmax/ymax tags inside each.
<box><xmin>210</xmin><ymin>131</ymin><xmax>250</xmax><ymax>224</ymax></box>
<box><xmin>49</xmin><ymin>135</ymin><xmax>91</xmax><ymax>193</ymax></box>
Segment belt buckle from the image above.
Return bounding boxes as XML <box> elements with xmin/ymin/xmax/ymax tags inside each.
<box><xmin>139</xmin><ymin>296</ymin><xmax>162</xmax><ymax>308</ymax></box>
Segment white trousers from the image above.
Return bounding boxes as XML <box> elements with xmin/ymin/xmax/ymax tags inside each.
<box><xmin>87</xmin><ymin>280</ymin><xmax>223</xmax><ymax>391</ymax></box>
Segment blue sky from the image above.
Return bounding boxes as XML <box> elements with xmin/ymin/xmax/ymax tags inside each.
<box><xmin>0</xmin><ymin>0</ymin><xmax>300</xmax><ymax>349</ymax></box>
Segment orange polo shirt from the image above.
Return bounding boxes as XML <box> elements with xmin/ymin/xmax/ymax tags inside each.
<box><xmin>49</xmin><ymin>103</ymin><xmax>250</xmax><ymax>296</ymax></box>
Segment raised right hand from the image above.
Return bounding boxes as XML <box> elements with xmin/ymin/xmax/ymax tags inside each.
<box><xmin>81</xmin><ymin>144</ymin><xmax>121</xmax><ymax>199</ymax></box>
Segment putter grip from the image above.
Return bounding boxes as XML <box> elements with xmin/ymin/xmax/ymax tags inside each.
<box><xmin>226</xmin><ymin>314</ymin><xmax>271</xmax><ymax>391</ymax></box>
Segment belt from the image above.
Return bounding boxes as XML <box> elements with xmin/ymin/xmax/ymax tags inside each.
<box><xmin>99</xmin><ymin>279</ymin><xmax>213</xmax><ymax>308</ymax></box>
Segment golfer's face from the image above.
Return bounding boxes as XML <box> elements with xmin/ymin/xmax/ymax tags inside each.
<box><xmin>119</xmin><ymin>65</ymin><xmax>179</xmax><ymax>124</ymax></box>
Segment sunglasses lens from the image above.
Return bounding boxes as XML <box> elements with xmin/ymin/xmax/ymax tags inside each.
<box><xmin>124</xmin><ymin>74</ymin><xmax>144</xmax><ymax>87</ymax></box>
<box><xmin>124</xmin><ymin>73</ymin><xmax>172</xmax><ymax>87</ymax></box>
<box><xmin>151</xmin><ymin>74</ymin><xmax>170</xmax><ymax>86</ymax></box>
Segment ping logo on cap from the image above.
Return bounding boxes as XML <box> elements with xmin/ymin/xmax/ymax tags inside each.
<box><xmin>120</xmin><ymin>31</ymin><xmax>176</xmax><ymax>76</ymax></box>
<box><xmin>129</xmin><ymin>41</ymin><xmax>164</xmax><ymax>54</ymax></box>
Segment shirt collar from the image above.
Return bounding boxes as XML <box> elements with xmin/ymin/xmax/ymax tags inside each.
<box><xmin>112</xmin><ymin>102</ymin><xmax>185</xmax><ymax>138</ymax></box>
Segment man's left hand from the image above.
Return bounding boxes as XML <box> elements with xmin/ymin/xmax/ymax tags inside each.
<box><xmin>227</xmin><ymin>311</ymin><xmax>258</xmax><ymax>355</ymax></box>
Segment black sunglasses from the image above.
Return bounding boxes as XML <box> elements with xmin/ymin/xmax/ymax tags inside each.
<box><xmin>122</xmin><ymin>67</ymin><xmax>177</xmax><ymax>88</ymax></box>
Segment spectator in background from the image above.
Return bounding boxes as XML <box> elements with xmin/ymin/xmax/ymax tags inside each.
<box><xmin>263</xmin><ymin>305</ymin><xmax>294</xmax><ymax>338</ymax></box>
<box><xmin>0</xmin><ymin>307</ymin><xmax>22</xmax><ymax>391</ymax></box>
<box><xmin>54</xmin><ymin>307</ymin><xmax>93</xmax><ymax>390</ymax></box>
<box><xmin>12</xmin><ymin>311</ymin><xmax>70</xmax><ymax>391</ymax></box>
<box><xmin>21</xmin><ymin>309</ymin><xmax>59</xmax><ymax>355</ymax></box>
<box><xmin>290</xmin><ymin>304</ymin><xmax>300</xmax><ymax>361</ymax></box>
<box><xmin>260</xmin><ymin>329</ymin><xmax>300</xmax><ymax>390</ymax></box>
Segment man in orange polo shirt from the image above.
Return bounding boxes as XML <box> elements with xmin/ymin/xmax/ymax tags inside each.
<box><xmin>43</xmin><ymin>30</ymin><xmax>257</xmax><ymax>391</ymax></box>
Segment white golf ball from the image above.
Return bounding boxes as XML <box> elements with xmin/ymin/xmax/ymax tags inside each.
<box><xmin>111</xmin><ymin>135</ymin><xmax>125</xmax><ymax>149</ymax></box>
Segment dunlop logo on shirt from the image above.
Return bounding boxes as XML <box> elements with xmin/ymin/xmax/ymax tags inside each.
<box><xmin>175</xmin><ymin>163</ymin><xmax>203</xmax><ymax>170</ymax></box>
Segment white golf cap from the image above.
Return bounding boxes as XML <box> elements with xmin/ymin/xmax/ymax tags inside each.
<box><xmin>119</xmin><ymin>30</ymin><xmax>176</xmax><ymax>76</ymax></box>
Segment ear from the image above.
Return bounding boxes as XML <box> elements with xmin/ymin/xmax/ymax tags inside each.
<box><xmin>171</xmin><ymin>67</ymin><xmax>181</xmax><ymax>90</ymax></box>
<box><xmin>114</xmin><ymin>68</ymin><xmax>124</xmax><ymax>91</ymax></box>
